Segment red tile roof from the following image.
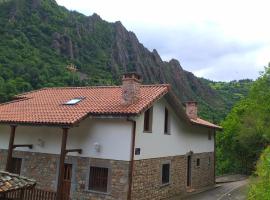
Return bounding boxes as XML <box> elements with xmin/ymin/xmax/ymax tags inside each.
<box><xmin>0</xmin><ymin>85</ymin><xmax>170</xmax><ymax>126</ymax></box>
<box><xmin>0</xmin><ymin>171</ymin><xmax>36</xmax><ymax>193</ymax></box>
<box><xmin>190</xmin><ymin>118</ymin><xmax>222</xmax><ymax>130</ymax></box>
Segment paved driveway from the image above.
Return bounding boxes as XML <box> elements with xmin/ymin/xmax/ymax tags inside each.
<box><xmin>182</xmin><ymin>179</ymin><xmax>248</xmax><ymax>200</ymax></box>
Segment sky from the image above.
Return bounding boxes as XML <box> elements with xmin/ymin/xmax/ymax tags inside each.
<box><xmin>56</xmin><ymin>0</ymin><xmax>270</xmax><ymax>81</ymax></box>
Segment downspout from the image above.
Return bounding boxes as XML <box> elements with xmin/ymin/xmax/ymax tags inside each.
<box><xmin>127</xmin><ymin>118</ymin><xmax>136</xmax><ymax>200</ymax></box>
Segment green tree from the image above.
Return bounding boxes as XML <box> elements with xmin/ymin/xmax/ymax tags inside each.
<box><xmin>248</xmin><ymin>146</ymin><xmax>270</xmax><ymax>200</ymax></box>
<box><xmin>217</xmin><ymin>66</ymin><xmax>270</xmax><ymax>175</ymax></box>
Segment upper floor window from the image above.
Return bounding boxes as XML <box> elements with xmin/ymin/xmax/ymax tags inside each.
<box><xmin>208</xmin><ymin>132</ymin><xmax>212</xmax><ymax>140</ymax></box>
<box><xmin>164</xmin><ymin>107</ymin><xmax>170</xmax><ymax>134</ymax></box>
<box><xmin>144</xmin><ymin>107</ymin><xmax>153</xmax><ymax>132</ymax></box>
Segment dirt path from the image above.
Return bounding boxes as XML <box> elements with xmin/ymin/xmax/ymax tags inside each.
<box><xmin>182</xmin><ymin>179</ymin><xmax>248</xmax><ymax>200</ymax></box>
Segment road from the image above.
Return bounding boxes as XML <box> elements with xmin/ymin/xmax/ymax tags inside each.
<box><xmin>183</xmin><ymin>179</ymin><xmax>248</xmax><ymax>200</ymax></box>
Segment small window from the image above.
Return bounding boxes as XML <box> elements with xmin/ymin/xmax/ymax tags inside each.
<box><xmin>10</xmin><ymin>157</ymin><xmax>22</xmax><ymax>175</ymax></box>
<box><xmin>144</xmin><ymin>107</ymin><xmax>153</xmax><ymax>132</ymax></box>
<box><xmin>64</xmin><ymin>97</ymin><xmax>85</xmax><ymax>105</ymax></box>
<box><xmin>196</xmin><ymin>158</ymin><xmax>200</xmax><ymax>167</ymax></box>
<box><xmin>164</xmin><ymin>107</ymin><xmax>170</xmax><ymax>134</ymax></box>
<box><xmin>161</xmin><ymin>163</ymin><xmax>170</xmax><ymax>185</ymax></box>
<box><xmin>208</xmin><ymin>132</ymin><xmax>212</xmax><ymax>140</ymax></box>
<box><xmin>89</xmin><ymin>166</ymin><xmax>109</xmax><ymax>192</ymax></box>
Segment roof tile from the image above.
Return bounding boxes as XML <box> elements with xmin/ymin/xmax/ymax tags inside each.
<box><xmin>0</xmin><ymin>85</ymin><xmax>170</xmax><ymax>126</ymax></box>
<box><xmin>0</xmin><ymin>171</ymin><xmax>36</xmax><ymax>193</ymax></box>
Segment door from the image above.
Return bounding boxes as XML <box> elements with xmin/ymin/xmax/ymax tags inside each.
<box><xmin>62</xmin><ymin>163</ymin><xmax>72</xmax><ymax>200</ymax></box>
<box><xmin>187</xmin><ymin>155</ymin><xmax>192</xmax><ymax>187</ymax></box>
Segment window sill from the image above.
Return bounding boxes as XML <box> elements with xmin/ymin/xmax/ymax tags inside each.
<box><xmin>160</xmin><ymin>183</ymin><xmax>170</xmax><ymax>188</ymax></box>
<box><xmin>143</xmin><ymin>130</ymin><xmax>152</xmax><ymax>133</ymax></box>
<box><xmin>85</xmin><ymin>189</ymin><xmax>110</xmax><ymax>196</ymax></box>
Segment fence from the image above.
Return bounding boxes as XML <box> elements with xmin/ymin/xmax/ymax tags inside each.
<box><xmin>3</xmin><ymin>188</ymin><xmax>57</xmax><ymax>200</ymax></box>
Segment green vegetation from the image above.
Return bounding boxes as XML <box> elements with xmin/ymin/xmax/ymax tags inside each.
<box><xmin>217</xmin><ymin>66</ymin><xmax>270</xmax><ymax>175</ymax></box>
<box><xmin>248</xmin><ymin>147</ymin><xmax>270</xmax><ymax>199</ymax></box>
<box><xmin>0</xmin><ymin>0</ymin><xmax>115</xmax><ymax>102</ymax></box>
<box><xmin>200</xmin><ymin>78</ymin><xmax>253</xmax><ymax>121</ymax></box>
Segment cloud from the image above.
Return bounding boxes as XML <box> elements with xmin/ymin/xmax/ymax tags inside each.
<box><xmin>56</xmin><ymin>0</ymin><xmax>270</xmax><ymax>81</ymax></box>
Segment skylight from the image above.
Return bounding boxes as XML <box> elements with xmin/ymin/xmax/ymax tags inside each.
<box><xmin>64</xmin><ymin>97</ymin><xmax>84</xmax><ymax>105</ymax></box>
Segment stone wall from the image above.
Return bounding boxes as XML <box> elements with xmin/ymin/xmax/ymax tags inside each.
<box><xmin>131</xmin><ymin>152</ymin><xmax>215</xmax><ymax>200</ymax></box>
<box><xmin>0</xmin><ymin>149</ymin><xmax>7</xmax><ymax>170</ymax></box>
<box><xmin>191</xmin><ymin>152</ymin><xmax>215</xmax><ymax>189</ymax></box>
<box><xmin>0</xmin><ymin>149</ymin><xmax>215</xmax><ymax>200</ymax></box>
<box><xmin>0</xmin><ymin>150</ymin><xmax>130</xmax><ymax>200</ymax></box>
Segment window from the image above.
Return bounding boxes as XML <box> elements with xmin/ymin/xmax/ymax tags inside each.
<box><xmin>64</xmin><ymin>97</ymin><xmax>85</xmax><ymax>105</ymax></box>
<box><xmin>89</xmin><ymin>166</ymin><xmax>109</xmax><ymax>192</ymax></box>
<box><xmin>144</xmin><ymin>107</ymin><xmax>153</xmax><ymax>132</ymax></box>
<box><xmin>164</xmin><ymin>107</ymin><xmax>170</xmax><ymax>134</ymax></box>
<box><xmin>196</xmin><ymin>158</ymin><xmax>200</xmax><ymax>167</ymax></box>
<box><xmin>208</xmin><ymin>132</ymin><xmax>212</xmax><ymax>140</ymax></box>
<box><xmin>161</xmin><ymin>163</ymin><xmax>170</xmax><ymax>185</ymax></box>
<box><xmin>10</xmin><ymin>157</ymin><xmax>22</xmax><ymax>175</ymax></box>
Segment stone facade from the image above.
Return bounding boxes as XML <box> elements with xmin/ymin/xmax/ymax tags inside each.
<box><xmin>191</xmin><ymin>152</ymin><xmax>215</xmax><ymax>190</ymax></box>
<box><xmin>0</xmin><ymin>150</ymin><xmax>130</xmax><ymax>200</ymax></box>
<box><xmin>0</xmin><ymin>150</ymin><xmax>214</xmax><ymax>200</ymax></box>
<box><xmin>131</xmin><ymin>152</ymin><xmax>215</xmax><ymax>200</ymax></box>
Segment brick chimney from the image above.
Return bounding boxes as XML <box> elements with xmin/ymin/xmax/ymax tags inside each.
<box><xmin>185</xmin><ymin>101</ymin><xmax>198</xmax><ymax>120</ymax></box>
<box><xmin>121</xmin><ymin>73</ymin><xmax>142</xmax><ymax>105</ymax></box>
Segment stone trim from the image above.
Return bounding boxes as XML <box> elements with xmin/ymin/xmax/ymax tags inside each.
<box><xmin>85</xmin><ymin>159</ymin><xmax>112</xmax><ymax>195</ymax></box>
<box><xmin>160</xmin><ymin>160</ymin><xmax>171</xmax><ymax>186</ymax></box>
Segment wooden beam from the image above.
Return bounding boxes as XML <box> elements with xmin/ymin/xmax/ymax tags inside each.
<box><xmin>56</xmin><ymin>128</ymin><xmax>68</xmax><ymax>200</ymax></box>
<box><xmin>5</xmin><ymin>125</ymin><xmax>16</xmax><ymax>172</ymax></box>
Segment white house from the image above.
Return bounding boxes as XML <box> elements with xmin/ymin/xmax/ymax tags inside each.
<box><xmin>0</xmin><ymin>73</ymin><xmax>221</xmax><ymax>200</ymax></box>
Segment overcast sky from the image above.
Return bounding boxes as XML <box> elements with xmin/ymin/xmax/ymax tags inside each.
<box><xmin>56</xmin><ymin>0</ymin><xmax>270</xmax><ymax>81</ymax></box>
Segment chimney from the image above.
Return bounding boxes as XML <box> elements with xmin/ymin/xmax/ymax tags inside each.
<box><xmin>185</xmin><ymin>101</ymin><xmax>198</xmax><ymax>120</ymax></box>
<box><xmin>121</xmin><ymin>72</ymin><xmax>142</xmax><ymax>105</ymax></box>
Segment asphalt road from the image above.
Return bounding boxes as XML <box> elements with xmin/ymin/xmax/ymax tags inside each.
<box><xmin>183</xmin><ymin>180</ymin><xmax>248</xmax><ymax>200</ymax></box>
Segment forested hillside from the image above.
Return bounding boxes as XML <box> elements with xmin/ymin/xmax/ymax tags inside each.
<box><xmin>217</xmin><ymin>66</ymin><xmax>270</xmax><ymax>175</ymax></box>
<box><xmin>0</xmin><ymin>0</ymin><xmax>250</xmax><ymax>122</ymax></box>
<box><xmin>201</xmin><ymin>78</ymin><xmax>253</xmax><ymax>120</ymax></box>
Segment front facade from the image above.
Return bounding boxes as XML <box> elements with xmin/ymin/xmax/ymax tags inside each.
<box><xmin>0</xmin><ymin>73</ymin><xmax>221</xmax><ymax>200</ymax></box>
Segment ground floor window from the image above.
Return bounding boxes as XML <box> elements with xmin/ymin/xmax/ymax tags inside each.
<box><xmin>161</xmin><ymin>162</ymin><xmax>170</xmax><ymax>185</ymax></box>
<box><xmin>196</xmin><ymin>158</ymin><xmax>200</xmax><ymax>167</ymax></box>
<box><xmin>11</xmin><ymin>157</ymin><xmax>22</xmax><ymax>175</ymax></box>
<box><xmin>89</xmin><ymin>166</ymin><xmax>109</xmax><ymax>192</ymax></box>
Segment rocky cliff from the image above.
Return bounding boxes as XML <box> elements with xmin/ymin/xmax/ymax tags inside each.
<box><xmin>0</xmin><ymin>0</ymin><xmax>228</xmax><ymax>121</ymax></box>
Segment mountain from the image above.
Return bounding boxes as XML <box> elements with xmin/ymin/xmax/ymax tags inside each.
<box><xmin>0</xmin><ymin>0</ymin><xmax>250</xmax><ymax>122</ymax></box>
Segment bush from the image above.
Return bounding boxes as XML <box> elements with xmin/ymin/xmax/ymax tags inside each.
<box><xmin>248</xmin><ymin>147</ymin><xmax>270</xmax><ymax>199</ymax></box>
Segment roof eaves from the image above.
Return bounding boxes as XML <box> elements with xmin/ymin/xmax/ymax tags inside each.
<box><xmin>190</xmin><ymin>120</ymin><xmax>223</xmax><ymax>131</ymax></box>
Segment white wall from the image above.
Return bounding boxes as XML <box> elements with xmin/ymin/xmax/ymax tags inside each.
<box><xmin>134</xmin><ymin>98</ymin><xmax>215</xmax><ymax>160</ymax></box>
<box><xmin>0</xmin><ymin>118</ymin><xmax>132</xmax><ymax>161</ymax></box>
